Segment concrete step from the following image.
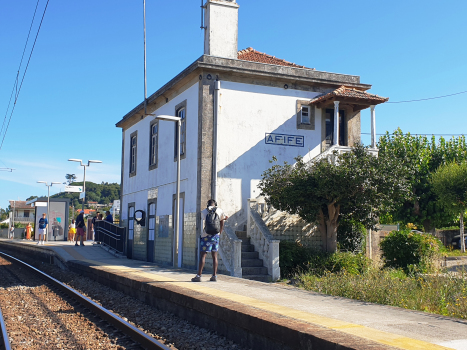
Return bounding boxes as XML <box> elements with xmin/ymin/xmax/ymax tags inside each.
<box><xmin>236</xmin><ymin>231</ymin><xmax>247</xmax><ymax>239</ymax></box>
<box><xmin>240</xmin><ymin>237</ymin><xmax>250</xmax><ymax>244</ymax></box>
<box><xmin>241</xmin><ymin>244</ymin><xmax>255</xmax><ymax>252</ymax></box>
<box><xmin>241</xmin><ymin>251</ymin><xmax>259</xmax><ymax>259</ymax></box>
<box><xmin>242</xmin><ymin>266</ymin><xmax>268</xmax><ymax>275</ymax></box>
<box><xmin>241</xmin><ymin>259</ymin><xmax>264</xmax><ymax>267</ymax></box>
<box><xmin>243</xmin><ymin>274</ymin><xmax>271</xmax><ymax>283</ymax></box>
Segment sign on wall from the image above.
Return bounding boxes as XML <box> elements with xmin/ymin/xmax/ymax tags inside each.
<box><xmin>265</xmin><ymin>133</ymin><xmax>304</xmax><ymax>147</ymax></box>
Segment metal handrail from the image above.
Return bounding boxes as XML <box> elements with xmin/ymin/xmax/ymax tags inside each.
<box><xmin>96</xmin><ymin>227</ymin><xmax>122</xmax><ymax>241</ymax></box>
<box><xmin>94</xmin><ymin>221</ymin><xmax>126</xmax><ymax>254</ymax></box>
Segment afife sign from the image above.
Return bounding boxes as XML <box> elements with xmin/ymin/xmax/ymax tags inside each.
<box><xmin>265</xmin><ymin>133</ymin><xmax>304</xmax><ymax>147</ymax></box>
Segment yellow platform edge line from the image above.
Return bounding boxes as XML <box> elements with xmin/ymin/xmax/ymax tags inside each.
<box><xmin>80</xmin><ymin>260</ymin><xmax>454</xmax><ymax>350</ymax></box>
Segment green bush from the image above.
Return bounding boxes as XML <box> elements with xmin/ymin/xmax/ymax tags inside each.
<box><xmin>279</xmin><ymin>241</ymin><xmax>313</xmax><ymax>277</ymax></box>
<box><xmin>279</xmin><ymin>241</ymin><xmax>370</xmax><ymax>278</ymax></box>
<box><xmin>380</xmin><ymin>229</ymin><xmax>445</xmax><ymax>273</ymax></box>
<box><xmin>0</xmin><ymin>223</ymin><xmax>8</xmax><ymax>229</ymax></box>
<box><xmin>337</xmin><ymin>219</ymin><xmax>366</xmax><ymax>253</ymax></box>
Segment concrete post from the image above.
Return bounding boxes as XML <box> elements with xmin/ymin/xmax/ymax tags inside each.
<box><xmin>371</xmin><ymin>105</ymin><xmax>376</xmax><ymax>148</ymax></box>
<box><xmin>333</xmin><ymin>101</ymin><xmax>340</xmax><ymax>146</ymax></box>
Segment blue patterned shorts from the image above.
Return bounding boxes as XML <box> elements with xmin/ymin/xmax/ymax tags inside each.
<box><xmin>200</xmin><ymin>234</ymin><xmax>219</xmax><ymax>253</ymax></box>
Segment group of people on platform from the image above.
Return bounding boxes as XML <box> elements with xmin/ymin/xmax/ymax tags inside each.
<box><xmin>67</xmin><ymin>210</ymin><xmax>113</xmax><ymax>246</ymax></box>
<box><xmin>8</xmin><ymin>223</ymin><xmax>33</xmax><ymax>240</ymax></box>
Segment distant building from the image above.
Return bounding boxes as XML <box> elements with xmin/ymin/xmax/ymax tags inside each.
<box><xmin>9</xmin><ymin>200</ymin><xmax>35</xmax><ymax>224</ymax></box>
<box><xmin>75</xmin><ymin>209</ymin><xmax>96</xmax><ymax>216</ymax></box>
<box><xmin>116</xmin><ymin>0</ymin><xmax>388</xmax><ymax>269</ymax></box>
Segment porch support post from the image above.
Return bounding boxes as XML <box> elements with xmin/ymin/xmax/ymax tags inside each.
<box><xmin>370</xmin><ymin>105</ymin><xmax>376</xmax><ymax>148</ymax></box>
<box><xmin>333</xmin><ymin>101</ymin><xmax>340</xmax><ymax>146</ymax></box>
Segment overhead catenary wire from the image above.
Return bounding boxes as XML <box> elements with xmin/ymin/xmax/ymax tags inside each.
<box><xmin>386</xmin><ymin>90</ymin><xmax>467</xmax><ymax>103</ymax></box>
<box><xmin>361</xmin><ymin>133</ymin><xmax>465</xmax><ymax>136</ymax></box>
<box><xmin>0</xmin><ymin>0</ymin><xmax>50</xmax><ymax>152</ymax></box>
<box><xmin>0</xmin><ymin>0</ymin><xmax>41</xmax><ymax>139</ymax></box>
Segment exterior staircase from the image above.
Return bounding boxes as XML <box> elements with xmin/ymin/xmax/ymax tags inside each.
<box><xmin>236</xmin><ymin>230</ymin><xmax>271</xmax><ymax>282</ymax></box>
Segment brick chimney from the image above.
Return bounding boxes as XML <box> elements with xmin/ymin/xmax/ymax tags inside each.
<box><xmin>204</xmin><ymin>0</ymin><xmax>239</xmax><ymax>59</ymax></box>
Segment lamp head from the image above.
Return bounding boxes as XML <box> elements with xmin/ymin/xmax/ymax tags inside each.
<box><xmin>68</xmin><ymin>158</ymin><xmax>82</xmax><ymax>163</ymax></box>
<box><xmin>37</xmin><ymin>181</ymin><xmax>46</xmax><ymax>184</ymax></box>
<box><xmin>88</xmin><ymin>160</ymin><xmax>102</xmax><ymax>164</ymax></box>
<box><xmin>51</xmin><ymin>182</ymin><xmax>61</xmax><ymax>185</ymax></box>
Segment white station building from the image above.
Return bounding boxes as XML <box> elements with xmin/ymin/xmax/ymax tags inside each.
<box><xmin>116</xmin><ymin>0</ymin><xmax>388</xmax><ymax>274</ymax></box>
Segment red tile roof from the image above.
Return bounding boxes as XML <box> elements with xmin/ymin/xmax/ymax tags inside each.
<box><xmin>238</xmin><ymin>47</ymin><xmax>313</xmax><ymax>70</ymax></box>
<box><xmin>9</xmin><ymin>200</ymin><xmax>34</xmax><ymax>210</ymax></box>
<box><xmin>310</xmin><ymin>86</ymin><xmax>389</xmax><ymax>105</ymax></box>
<box><xmin>75</xmin><ymin>209</ymin><xmax>96</xmax><ymax>215</ymax></box>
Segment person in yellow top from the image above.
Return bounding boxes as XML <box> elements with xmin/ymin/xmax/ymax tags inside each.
<box><xmin>26</xmin><ymin>223</ymin><xmax>32</xmax><ymax>240</ymax></box>
<box><xmin>68</xmin><ymin>219</ymin><xmax>76</xmax><ymax>242</ymax></box>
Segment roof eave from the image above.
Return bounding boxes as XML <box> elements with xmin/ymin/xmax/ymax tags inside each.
<box><xmin>116</xmin><ymin>55</ymin><xmax>373</xmax><ymax>128</ymax></box>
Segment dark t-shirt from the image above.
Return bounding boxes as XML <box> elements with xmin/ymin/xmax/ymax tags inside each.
<box><xmin>39</xmin><ymin>218</ymin><xmax>48</xmax><ymax>229</ymax></box>
<box><xmin>76</xmin><ymin>214</ymin><xmax>85</xmax><ymax>228</ymax></box>
<box><xmin>105</xmin><ymin>214</ymin><xmax>113</xmax><ymax>223</ymax></box>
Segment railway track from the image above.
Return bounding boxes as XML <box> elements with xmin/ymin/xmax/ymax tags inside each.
<box><xmin>0</xmin><ymin>251</ymin><xmax>171</xmax><ymax>350</ymax></box>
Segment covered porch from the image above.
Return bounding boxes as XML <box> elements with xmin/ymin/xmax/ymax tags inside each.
<box><xmin>309</xmin><ymin>86</ymin><xmax>389</xmax><ymax>151</ymax></box>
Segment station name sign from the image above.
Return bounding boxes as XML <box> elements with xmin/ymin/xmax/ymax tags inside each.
<box><xmin>265</xmin><ymin>133</ymin><xmax>304</xmax><ymax>147</ymax></box>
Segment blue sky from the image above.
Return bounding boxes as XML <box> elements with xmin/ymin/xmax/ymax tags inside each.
<box><xmin>1</xmin><ymin>0</ymin><xmax>466</xmax><ymax>209</ymax></box>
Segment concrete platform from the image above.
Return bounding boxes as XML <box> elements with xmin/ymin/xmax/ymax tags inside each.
<box><xmin>1</xmin><ymin>238</ymin><xmax>467</xmax><ymax>350</ymax></box>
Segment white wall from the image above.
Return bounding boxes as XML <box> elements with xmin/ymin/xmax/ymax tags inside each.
<box><xmin>121</xmin><ymin>82</ymin><xmax>199</xmax><ymax>221</ymax></box>
<box><xmin>216</xmin><ymin>81</ymin><xmax>322</xmax><ymax>227</ymax></box>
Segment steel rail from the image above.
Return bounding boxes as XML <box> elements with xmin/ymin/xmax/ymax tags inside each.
<box><xmin>0</xmin><ymin>303</ymin><xmax>12</xmax><ymax>350</ymax></box>
<box><xmin>0</xmin><ymin>251</ymin><xmax>171</xmax><ymax>350</ymax></box>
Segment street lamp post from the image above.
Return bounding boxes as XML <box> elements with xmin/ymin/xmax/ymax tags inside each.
<box><xmin>37</xmin><ymin>181</ymin><xmax>61</xmax><ymax>241</ymax></box>
<box><xmin>149</xmin><ymin>114</ymin><xmax>181</xmax><ymax>267</ymax></box>
<box><xmin>68</xmin><ymin>159</ymin><xmax>102</xmax><ymax>210</ymax></box>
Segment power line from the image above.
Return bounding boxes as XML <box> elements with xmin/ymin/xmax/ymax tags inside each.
<box><xmin>0</xmin><ymin>0</ymin><xmax>41</xmax><ymax>138</ymax></box>
<box><xmin>0</xmin><ymin>0</ymin><xmax>50</xmax><ymax>152</ymax></box>
<box><xmin>386</xmin><ymin>90</ymin><xmax>467</xmax><ymax>104</ymax></box>
<box><xmin>361</xmin><ymin>133</ymin><xmax>465</xmax><ymax>136</ymax></box>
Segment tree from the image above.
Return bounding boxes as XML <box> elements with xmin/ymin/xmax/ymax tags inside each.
<box><xmin>259</xmin><ymin>144</ymin><xmax>409</xmax><ymax>252</ymax></box>
<box><xmin>65</xmin><ymin>174</ymin><xmax>77</xmax><ymax>185</ymax></box>
<box><xmin>378</xmin><ymin>129</ymin><xmax>467</xmax><ymax>232</ymax></box>
<box><xmin>26</xmin><ymin>195</ymin><xmax>38</xmax><ymax>201</ymax></box>
<box><xmin>431</xmin><ymin>162</ymin><xmax>467</xmax><ymax>252</ymax></box>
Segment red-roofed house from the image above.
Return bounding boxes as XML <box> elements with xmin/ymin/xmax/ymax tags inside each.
<box><xmin>9</xmin><ymin>200</ymin><xmax>35</xmax><ymax>224</ymax></box>
<box><xmin>116</xmin><ymin>0</ymin><xmax>388</xmax><ymax>274</ymax></box>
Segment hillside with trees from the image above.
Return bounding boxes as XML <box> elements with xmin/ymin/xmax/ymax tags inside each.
<box><xmin>50</xmin><ymin>181</ymin><xmax>120</xmax><ymax>209</ymax></box>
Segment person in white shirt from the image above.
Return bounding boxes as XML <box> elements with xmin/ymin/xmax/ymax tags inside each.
<box><xmin>192</xmin><ymin>199</ymin><xmax>228</xmax><ymax>282</ymax></box>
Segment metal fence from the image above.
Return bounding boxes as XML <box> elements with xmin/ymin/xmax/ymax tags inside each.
<box><xmin>94</xmin><ymin>220</ymin><xmax>126</xmax><ymax>254</ymax></box>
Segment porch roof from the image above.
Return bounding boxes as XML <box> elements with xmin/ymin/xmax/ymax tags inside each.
<box><xmin>309</xmin><ymin>86</ymin><xmax>389</xmax><ymax>109</ymax></box>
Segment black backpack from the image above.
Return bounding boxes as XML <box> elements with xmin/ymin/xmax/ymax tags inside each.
<box><xmin>205</xmin><ymin>207</ymin><xmax>220</xmax><ymax>235</ymax></box>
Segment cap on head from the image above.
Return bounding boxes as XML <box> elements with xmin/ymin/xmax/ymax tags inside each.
<box><xmin>80</xmin><ymin>210</ymin><xmax>84</xmax><ymax>214</ymax></box>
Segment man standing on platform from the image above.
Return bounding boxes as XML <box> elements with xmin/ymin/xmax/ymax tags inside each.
<box><xmin>91</xmin><ymin>211</ymin><xmax>100</xmax><ymax>240</ymax></box>
<box><xmin>37</xmin><ymin>213</ymin><xmax>48</xmax><ymax>245</ymax></box>
<box><xmin>105</xmin><ymin>210</ymin><xmax>113</xmax><ymax>224</ymax></box>
<box><xmin>75</xmin><ymin>210</ymin><xmax>86</xmax><ymax>246</ymax></box>
<box><xmin>192</xmin><ymin>199</ymin><xmax>228</xmax><ymax>282</ymax></box>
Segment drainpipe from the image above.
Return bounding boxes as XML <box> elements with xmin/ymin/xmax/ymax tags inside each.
<box><xmin>212</xmin><ymin>80</ymin><xmax>221</xmax><ymax>200</ymax></box>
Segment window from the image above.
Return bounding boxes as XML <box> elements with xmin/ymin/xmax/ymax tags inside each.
<box><xmin>174</xmin><ymin>100</ymin><xmax>187</xmax><ymax>161</ymax></box>
<box><xmin>129</xmin><ymin>131</ymin><xmax>137</xmax><ymax>176</ymax></box>
<box><xmin>149</xmin><ymin>121</ymin><xmax>158</xmax><ymax>170</ymax></box>
<box><xmin>301</xmin><ymin>106</ymin><xmax>310</xmax><ymax>124</ymax></box>
<box><xmin>24</xmin><ymin>211</ymin><xmax>29</xmax><ymax>218</ymax></box>
<box><xmin>296</xmin><ymin>100</ymin><xmax>314</xmax><ymax>130</ymax></box>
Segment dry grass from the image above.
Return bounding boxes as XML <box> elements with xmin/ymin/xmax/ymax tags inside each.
<box><xmin>294</xmin><ymin>267</ymin><xmax>467</xmax><ymax>319</ymax></box>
